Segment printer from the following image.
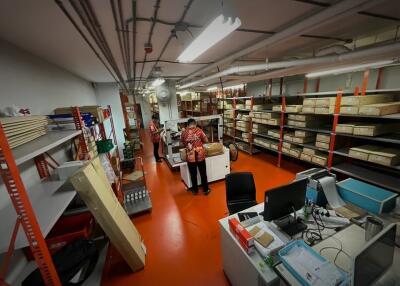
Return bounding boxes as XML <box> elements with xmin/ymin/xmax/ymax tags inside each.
<box><xmin>296</xmin><ymin>168</ymin><xmax>336</xmax><ymax>206</ymax></box>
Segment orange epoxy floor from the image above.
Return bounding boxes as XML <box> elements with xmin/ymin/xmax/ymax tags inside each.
<box><xmin>102</xmin><ymin>133</ymin><xmax>304</xmax><ymax>286</ymax></box>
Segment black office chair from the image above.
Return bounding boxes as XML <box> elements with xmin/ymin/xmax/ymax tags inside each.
<box><xmin>225</xmin><ymin>172</ymin><xmax>257</xmax><ymax>215</ymax></box>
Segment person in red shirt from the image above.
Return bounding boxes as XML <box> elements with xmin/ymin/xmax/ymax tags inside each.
<box><xmin>181</xmin><ymin>118</ymin><xmax>211</xmax><ymax>195</ymax></box>
<box><xmin>149</xmin><ymin>115</ymin><xmax>162</xmax><ymax>163</ymax></box>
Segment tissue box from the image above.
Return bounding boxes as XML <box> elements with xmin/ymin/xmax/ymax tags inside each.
<box><xmin>336</xmin><ymin>178</ymin><xmax>398</xmax><ymax>214</ymax></box>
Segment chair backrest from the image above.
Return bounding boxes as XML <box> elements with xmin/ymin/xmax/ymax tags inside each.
<box><xmin>225</xmin><ymin>172</ymin><xmax>256</xmax><ymax>202</ymax></box>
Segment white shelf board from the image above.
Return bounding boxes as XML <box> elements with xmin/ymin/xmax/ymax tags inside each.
<box><xmin>0</xmin><ymin>179</ymin><xmax>76</xmax><ymax>253</ymax></box>
<box><xmin>13</xmin><ymin>130</ymin><xmax>82</xmax><ymax>165</ymax></box>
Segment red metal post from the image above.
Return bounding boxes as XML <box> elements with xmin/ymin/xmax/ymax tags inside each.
<box><xmin>314</xmin><ymin>77</ymin><xmax>320</xmax><ymax>92</ymax></box>
<box><xmin>249</xmin><ymin>96</ymin><xmax>254</xmax><ymax>154</ymax></box>
<box><xmin>0</xmin><ymin>124</ymin><xmax>61</xmax><ymax>286</ymax></box>
<box><xmin>327</xmin><ymin>90</ymin><xmax>343</xmax><ymax>169</ymax></box>
<box><xmin>233</xmin><ymin>98</ymin><xmax>237</xmax><ymax>142</ymax></box>
<box><xmin>34</xmin><ymin>154</ymin><xmax>50</xmax><ymax>179</ymax></box>
<box><xmin>278</xmin><ymin>78</ymin><xmax>285</xmax><ymax>167</ymax></box>
<box><xmin>376</xmin><ymin>67</ymin><xmax>384</xmax><ymax>89</ymax></box>
<box><xmin>303</xmin><ymin>77</ymin><xmax>308</xmax><ymax>93</ymax></box>
<box><xmin>361</xmin><ymin>69</ymin><xmax>370</xmax><ymax>96</ymax></box>
<box><xmin>71</xmin><ymin>106</ymin><xmax>89</xmax><ymax>160</ymax></box>
<box><xmin>354</xmin><ymin>86</ymin><xmax>360</xmax><ymax>96</ymax></box>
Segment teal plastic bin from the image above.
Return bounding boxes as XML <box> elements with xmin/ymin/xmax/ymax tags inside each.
<box><xmin>336</xmin><ymin>178</ymin><xmax>398</xmax><ymax>214</ymax></box>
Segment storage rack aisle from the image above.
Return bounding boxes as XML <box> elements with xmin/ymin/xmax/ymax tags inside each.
<box><xmin>217</xmin><ymin>75</ymin><xmax>400</xmax><ymax>193</ymax></box>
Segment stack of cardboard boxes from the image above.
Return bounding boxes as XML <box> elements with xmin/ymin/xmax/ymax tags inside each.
<box><xmin>349</xmin><ymin>145</ymin><xmax>400</xmax><ymax>167</ymax></box>
<box><xmin>340</xmin><ymin>94</ymin><xmax>395</xmax><ymax>115</ymax></box>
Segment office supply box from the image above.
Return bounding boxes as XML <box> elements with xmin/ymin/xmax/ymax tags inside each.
<box><xmin>336</xmin><ymin>178</ymin><xmax>398</xmax><ymax>214</ymax></box>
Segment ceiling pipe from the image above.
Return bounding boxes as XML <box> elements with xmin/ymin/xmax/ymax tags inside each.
<box><xmin>54</xmin><ymin>0</ymin><xmax>124</xmax><ymax>88</ymax></box>
<box><xmin>131</xmin><ymin>0</ymin><xmax>137</xmax><ymax>91</ymax></box>
<box><xmin>146</xmin><ymin>0</ymin><xmax>195</xmax><ymax>84</ymax></box>
<box><xmin>71</xmin><ymin>0</ymin><xmax>126</xmax><ymax>86</ymax></box>
<box><xmin>179</xmin><ymin>0</ymin><xmax>386</xmax><ymax>84</ymax></box>
<box><xmin>178</xmin><ymin>40</ymin><xmax>400</xmax><ymax>89</ymax></box>
<box><xmin>110</xmin><ymin>0</ymin><xmax>129</xmax><ymax>78</ymax></box>
<box><xmin>138</xmin><ymin>0</ymin><xmax>161</xmax><ymax>88</ymax></box>
<box><xmin>117</xmin><ymin>0</ymin><xmax>132</xmax><ymax>81</ymax></box>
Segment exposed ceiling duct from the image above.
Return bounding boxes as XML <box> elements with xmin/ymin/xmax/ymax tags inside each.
<box><xmin>179</xmin><ymin>0</ymin><xmax>387</xmax><ymax>85</ymax></box>
<box><xmin>178</xmin><ymin>40</ymin><xmax>400</xmax><ymax>89</ymax></box>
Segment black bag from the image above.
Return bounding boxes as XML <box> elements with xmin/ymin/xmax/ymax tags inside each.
<box><xmin>22</xmin><ymin>239</ymin><xmax>99</xmax><ymax>286</ymax></box>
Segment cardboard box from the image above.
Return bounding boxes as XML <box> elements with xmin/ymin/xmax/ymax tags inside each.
<box><xmin>268</xmin><ymin>130</ymin><xmax>281</xmax><ymax>138</ymax></box>
<box><xmin>282</xmin><ymin>147</ymin><xmax>291</xmax><ymax>154</ymax></box>
<box><xmin>228</xmin><ymin>218</ymin><xmax>254</xmax><ymax>249</ymax></box>
<box><xmin>358</xmin><ymin>102</ymin><xmax>400</xmax><ymax>116</ymax></box>
<box><xmin>302</xmin><ymin>106</ymin><xmax>315</xmax><ymax>114</ymax></box>
<box><xmin>295</xmin><ymin>130</ymin><xmax>314</xmax><ymax>138</ymax></box>
<box><xmin>292</xmin><ymin>136</ymin><xmax>315</xmax><ymax>144</ymax></box>
<box><xmin>300</xmin><ymin>152</ymin><xmax>313</xmax><ymax>162</ymax></box>
<box><xmin>316</xmin><ymin>133</ymin><xmax>331</xmax><ymax>143</ymax></box>
<box><xmin>312</xmin><ymin>153</ymin><xmax>328</xmax><ymax>166</ymax></box>
<box><xmin>341</xmin><ymin>94</ymin><xmax>394</xmax><ymax>106</ymax></box>
<box><xmin>295</xmin><ymin>114</ymin><xmax>317</xmax><ymax>122</ymax></box>
<box><xmin>70</xmin><ymin>158</ymin><xmax>146</xmax><ymax>272</ymax></box>
<box><xmin>290</xmin><ymin>148</ymin><xmax>302</xmax><ymax>158</ymax></box>
<box><xmin>303</xmin><ymin>98</ymin><xmax>316</xmax><ymax>107</ymax></box>
<box><xmin>261</xmin><ymin>112</ymin><xmax>281</xmax><ymax>119</ymax></box>
<box><xmin>340</xmin><ymin>106</ymin><xmax>359</xmax><ymax>115</ymax></box>
<box><xmin>315</xmin><ymin>106</ymin><xmax>335</xmax><ymax>114</ymax></box>
<box><xmin>368</xmin><ymin>148</ymin><xmax>400</xmax><ymax>166</ymax></box>
<box><xmin>270</xmin><ymin>142</ymin><xmax>279</xmax><ymax>150</ymax></box>
<box><xmin>315</xmin><ymin>97</ymin><xmax>337</xmax><ymax>107</ymax></box>
<box><xmin>283</xmin><ymin>142</ymin><xmax>292</xmax><ymax>149</ymax></box>
<box><xmin>336</xmin><ymin>123</ymin><xmax>358</xmax><ymax>134</ymax></box>
<box><xmin>349</xmin><ymin>145</ymin><xmax>381</xmax><ymax>161</ymax></box>
<box><xmin>283</xmin><ymin>133</ymin><xmax>294</xmax><ymax>142</ymax></box>
<box><xmin>285</xmin><ymin>105</ymin><xmax>303</xmax><ymax>113</ymax></box>
<box><xmin>266</xmin><ymin>118</ymin><xmax>281</xmax><ymax>126</ymax></box>
<box><xmin>272</xmin><ymin>105</ymin><xmax>282</xmax><ymax>112</ymax></box>
<box><xmin>315</xmin><ymin>141</ymin><xmax>330</xmax><ymax>150</ymax></box>
<box><xmin>303</xmin><ymin>147</ymin><xmax>316</xmax><ymax>156</ymax></box>
<box><xmin>353</xmin><ymin>123</ymin><xmax>398</xmax><ymax>137</ymax></box>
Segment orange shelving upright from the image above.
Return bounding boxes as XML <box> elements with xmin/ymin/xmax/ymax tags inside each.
<box><xmin>0</xmin><ymin>124</ymin><xmax>62</xmax><ymax>286</ymax></box>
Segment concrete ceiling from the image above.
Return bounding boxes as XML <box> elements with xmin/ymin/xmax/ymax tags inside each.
<box><xmin>0</xmin><ymin>0</ymin><xmax>399</xmax><ymax>85</ymax></box>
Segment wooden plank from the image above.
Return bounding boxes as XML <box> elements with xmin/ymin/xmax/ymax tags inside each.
<box><xmin>2</xmin><ymin>119</ymin><xmax>47</xmax><ymax>129</ymax></box>
<box><xmin>0</xmin><ymin>116</ymin><xmax>47</xmax><ymax>124</ymax></box>
<box><xmin>70</xmin><ymin>158</ymin><xmax>145</xmax><ymax>272</ymax></box>
<box><xmin>5</xmin><ymin>123</ymin><xmax>47</xmax><ymax>137</ymax></box>
<box><xmin>8</xmin><ymin>131</ymin><xmax>47</xmax><ymax>149</ymax></box>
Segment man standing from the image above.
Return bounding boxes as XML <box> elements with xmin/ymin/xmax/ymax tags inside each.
<box><xmin>149</xmin><ymin>115</ymin><xmax>162</xmax><ymax>163</ymax></box>
<box><xmin>181</xmin><ymin>118</ymin><xmax>211</xmax><ymax>195</ymax></box>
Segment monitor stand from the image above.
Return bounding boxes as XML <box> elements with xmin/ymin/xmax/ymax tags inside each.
<box><xmin>274</xmin><ymin>211</ymin><xmax>307</xmax><ymax>237</ymax></box>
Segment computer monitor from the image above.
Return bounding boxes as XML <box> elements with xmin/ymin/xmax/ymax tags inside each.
<box><xmin>353</xmin><ymin>223</ymin><xmax>396</xmax><ymax>286</ymax></box>
<box><xmin>262</xmin><ymin>179</ymin><xmax>308</xmax><ymax>236</ymax></box>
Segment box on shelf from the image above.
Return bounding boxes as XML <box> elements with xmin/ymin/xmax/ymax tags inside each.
<box><xmin>337</xmin><ymin>178</ymin><xmax>397</xmax><ymax>214</ymax></box>
<box><xmin>303</xmin><ymin>147</ymin><xmax>316</xmax><ymax>156</ymax></box>
<box><xmin>315</xmin><ymin>141</ymin><xmax>330</xmax><ymax>150</ymax></box>
<box><xmin>283</xmin><ymin>142</ymin><xmax>292</xmax><ymax>149</ymax></box>
<box><xmin>315</xmin><ymin>105</ymin><xmax>335</xmax><ymax>114</ymax></box>
<box><xmin>295</xmin><ymin>130</ymin><xmax>314</xmax><ymax>138</ymax></box>
<box><xmin>341</xmin><ymin>94</ymin><xmax>394</xmax><ymax>106</ymax></box>
<box><xmin>316</xmin><ymin>133</ymin><xmax>331</xmax><ymax>143</ymax></box>
<box><xmin>303</xmin><ymin>98</ymin><xmax>316</xmax><ymax>107</ymax></box>
<box><xmin>261</xmin><ymin>112</ymin><xmax>280</xmax><ymax>119</ymax></box>
<box><xmin>268</xmin><ymin>129</ymin><xmax>281</xmax><ymax>138</ymax></box>
<box><xmin>282</xmin><ymin>147</ymin><xmax>291</xmax><ymax>154</ymax></box>
<box><xmin>272</xmin><ymin>105</ymin><xmax>282</xmax><ymax>112</ymax></box>
<box><xmin>266</xmin><ymin>118</ymin><xmax>281</xmax><ymax>126</ymax></box>
<box><xmin>336</xmin><ymin>123</ymin><xmax>358</xmax><ymax>134</ymax></box>
<box><xmin>348</xmin><ymin>145</ymin><xmax>381</xmax><ymax>161</ymax></box>
<box><xmin>358</xmin><ymin>101</ymin><xmax>400</xmax><ymax>116</ymax></box>
<box><xmin>292</xmin><ymin>136</ymin><xmax>315</xmax><ymax>144</ymax></box>
<box><xmin>287</xmin><ymin>119</ymin><xmax>320</xmax><ymax>128</ymax></box>
<box><xmin>283</xmin><ymin>133</ymin><xmax>294</xmax><ymax>142</ymax></box>
<box><xmin>340</xmin><ymin>106</ymin><xmax>359</xmax><ymax>115</ymax></box>
<box><xmin>300</xmin><ymin>152</ymin><xmax>312</xmax><ymax>162</ymax></box>
<box><xmin>315</xmin><ymin>97</ymin><xmax>337</xmax><ymax>107</ymax></box>
<box><xmin>290</xmin><ymin>148</ymin><xmax>302</xmax><ymax>158</ymax></box>
<box><xmin>368</xmin><ymin>148</ymin><xmax>400</xmax><ymax>166</ymax></box>
<box><xmin>353</xmin><ymin>123</ymin><xmax>400</xmax><ymax>137</ymax></box>
<box><xmin>285</xmin><ymin>105</ymin><xmax>302</xmax><ymax>113</ymax></box>
<box><xmin>312</xmin><ymin>153</ymin><xmax>328</xmax><ymax>166</ymax></box>
<box><xmin>295</xmin><ymin>114</ymin><xmax>317</xmax><ymax>121</ymax></box>
<box><xmin>302</xmin><ymin>106</ymin><xmax>315</xmax><ymax>114</ymax></box>
<box><xmin>270</xmin><ymin>142</ymin><xmax>279</xmax><ymax>150</ymax></box>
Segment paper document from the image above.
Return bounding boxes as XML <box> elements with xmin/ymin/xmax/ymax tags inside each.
<box><xmin>319</xmin><ymin>176</ymin><xmax>345</xmax><ymax>209</ymax></box>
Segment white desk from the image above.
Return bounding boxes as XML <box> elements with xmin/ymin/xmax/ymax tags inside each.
<box><xmin>219</xmin><ymin>203</ymin><xmax>400</xmax><ymax>286</ymax></box>
<box><xmin>219</xmin><ymin>204</ymin><xmax>280</xmax><ymax>286</ymax></box>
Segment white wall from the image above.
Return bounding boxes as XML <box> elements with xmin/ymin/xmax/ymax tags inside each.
<box><xmin>0</xmin><ymin>39</ymin><xmax>97</xmax><ymax>114</ymax></box>
<box><xmin>94</xmin><ymin>83</ymin><xmax>125</xmax><ymax>157</ymax></box>
<box><xmin>0</xmin><ymin>39</ymin><xmax>97</xmax><ymax>206</ymax></box>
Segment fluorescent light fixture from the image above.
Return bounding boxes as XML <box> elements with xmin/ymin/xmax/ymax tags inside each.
<box><xmin>207</xmin><ymin>86</ymin><xmax>218</xmax><ymax>91</ymax></box>
<box><xmin>152</xmin><ymin>78</ymin><xmax>165</xmax><ymax>87</ymax></box>
<box><xmin>177</xmin><ymin>14</ymin><xmax>241</xmax><ymax>63</ymax></box>
<box><xmin>306</xmin><ymin>60</ymin><xmax>394</xmax><ymax>78</ymax></box>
